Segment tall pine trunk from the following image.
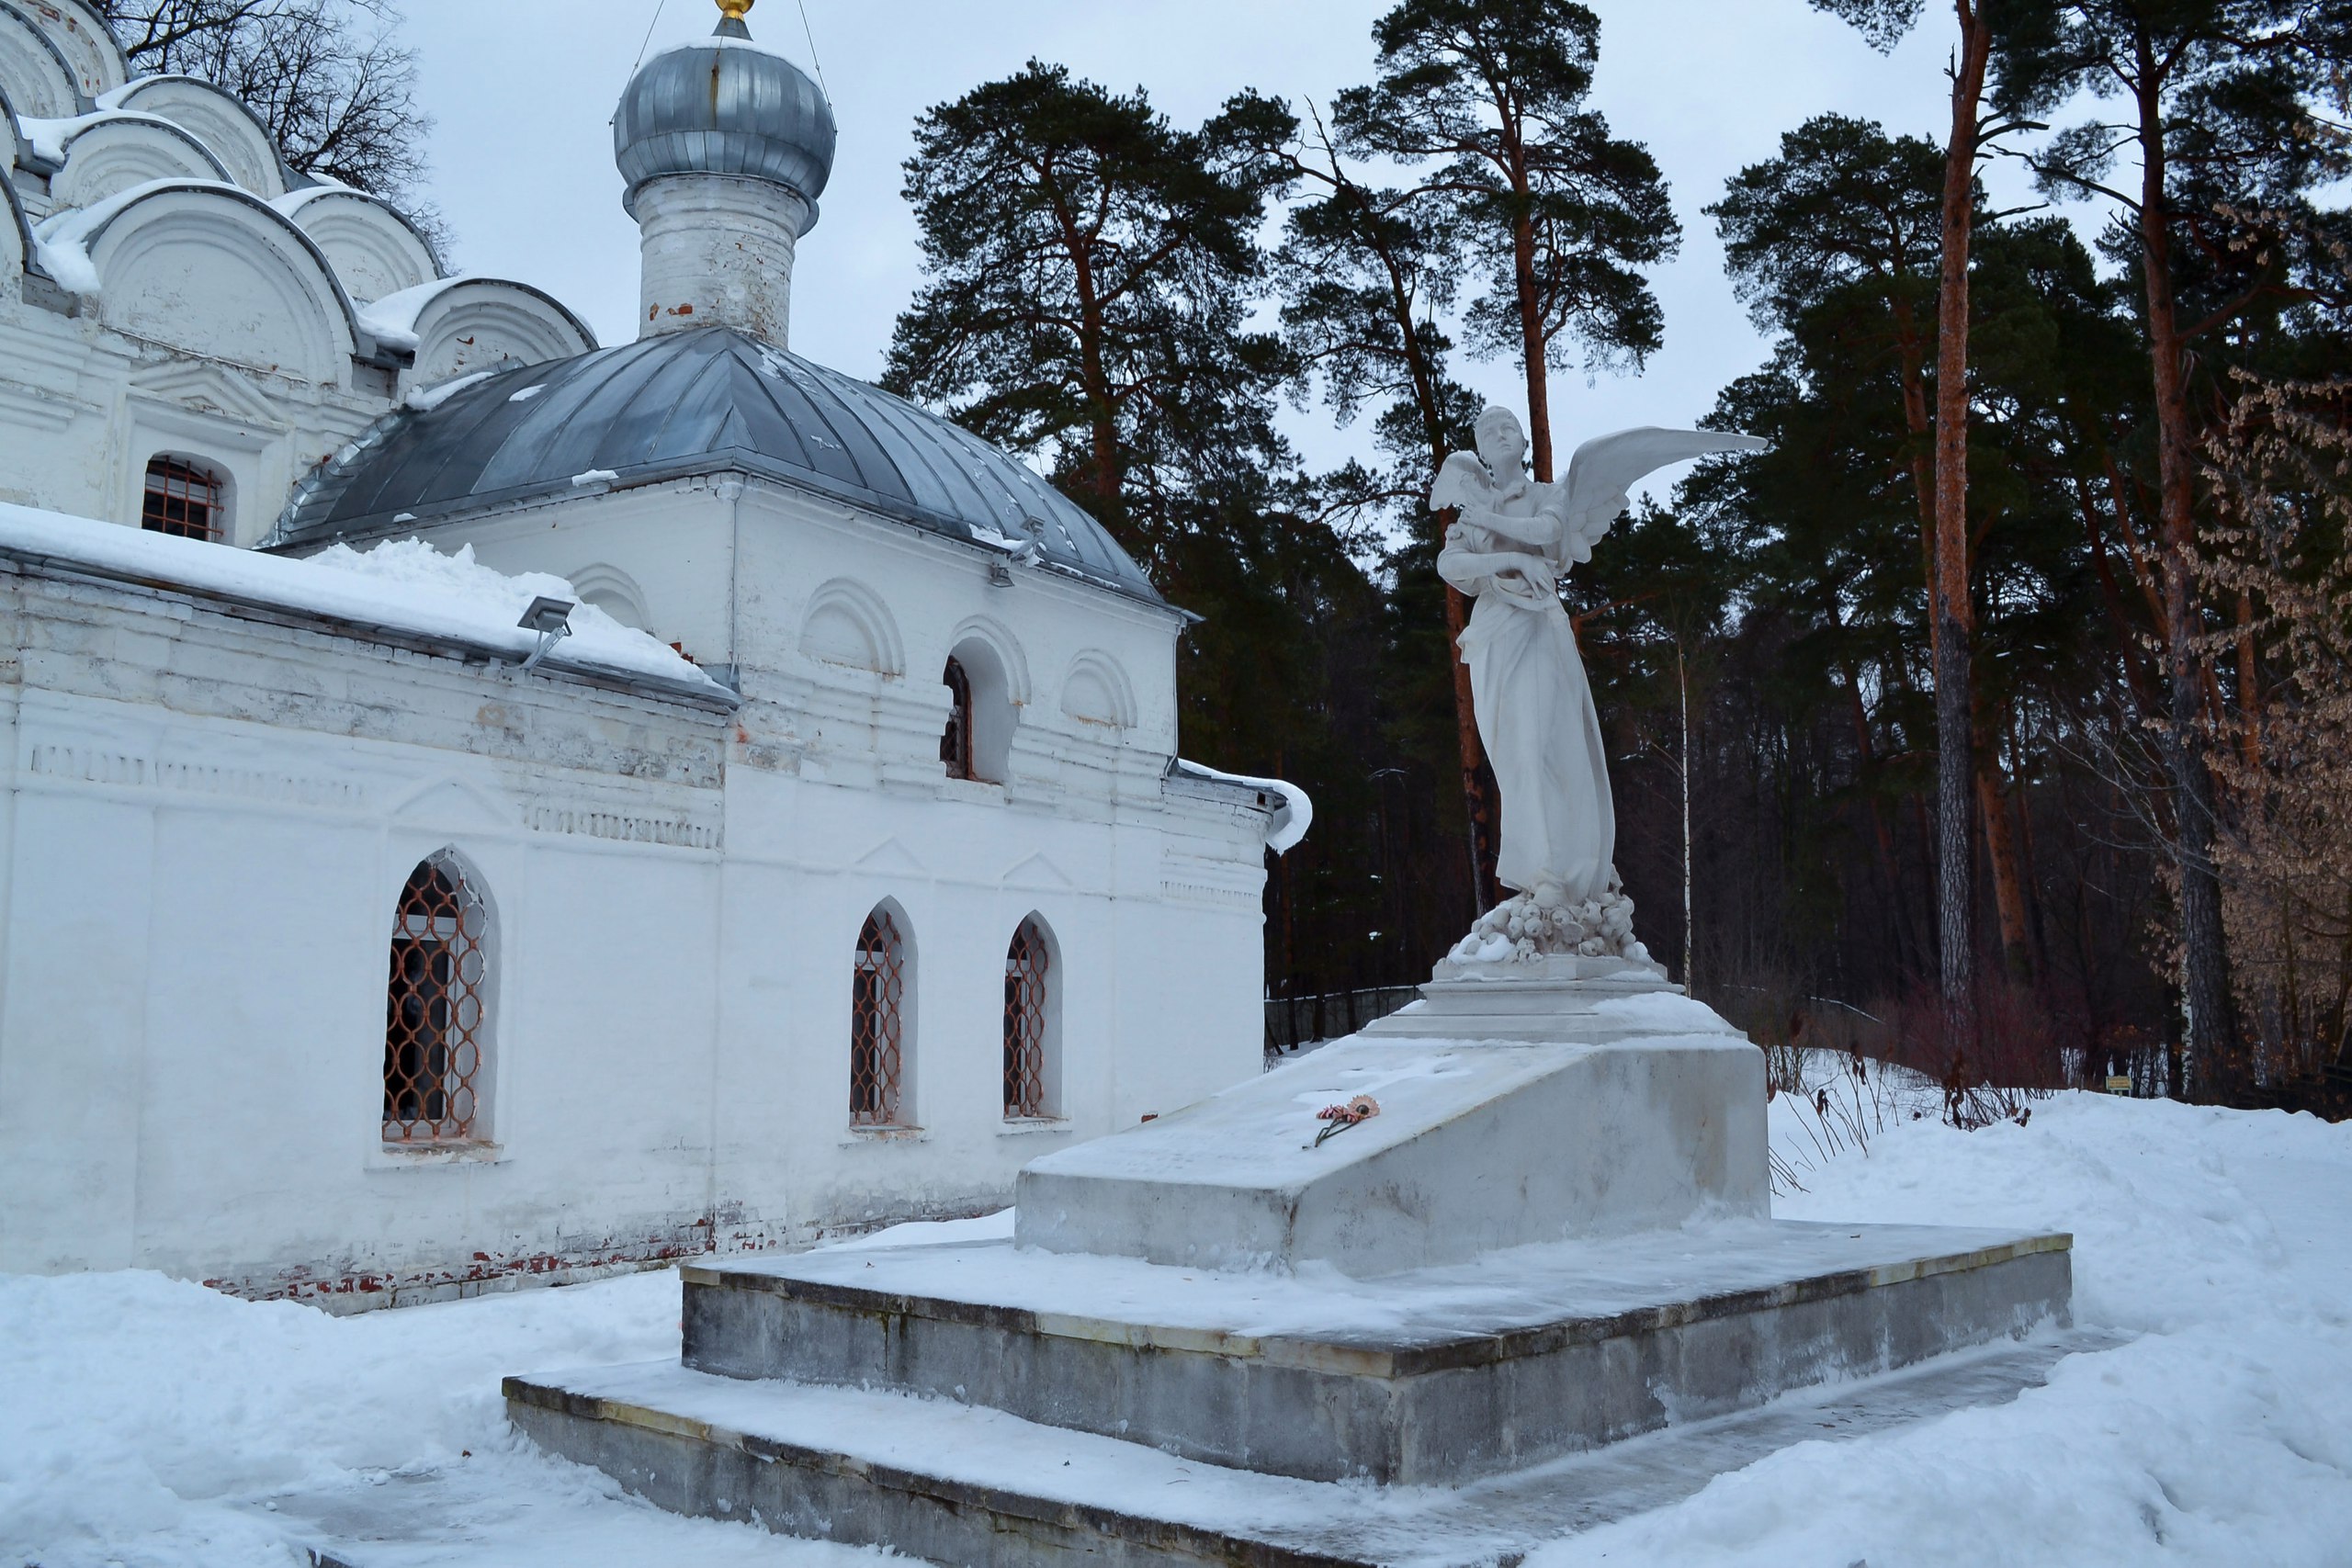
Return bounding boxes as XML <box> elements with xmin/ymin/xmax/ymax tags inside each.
<box><xmin>1679</xmin><ymin>637</ymin><xmax>1696</xmax><ymax>990</ymax></box>
<box><xmin>1932</xmin><ymin>1</ymin><xmax>1991</xmax><ymax>1048</ymax></box>
<box><xmin>1976</xmin><ymin>755</ymin><xmax>2035</xmax><ymax>980</ymax></box>
<box><xmin>1329</xmin><ymin>165</ymin><xmax>1505</xmax><ymax>911</ymax></box>
<box><xmin>2132</xmin><ymin>64</ymin><xmax>2240</xmax><ymax>1088</ymax></box>
<box><xmin>1512</xmin><ymin>207</ymin><xmax>1555</xmax><ymax>482</ymax></box>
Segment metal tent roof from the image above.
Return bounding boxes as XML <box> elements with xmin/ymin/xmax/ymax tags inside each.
<box><xmin>268</xmin><ymin>328</ymin><xmax>1164</xmax><ymax>606</ymax></box>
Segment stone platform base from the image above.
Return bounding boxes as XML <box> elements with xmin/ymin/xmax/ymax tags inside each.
<box><xmin>504</xmin><ymin>1326</ymin><xmax>2106</xmax><ymax>1568</ymax></box>
<box><xmin>670</xmin><ymin>1221</ymin><xmax>2067</xmax><ymax>1485</ymax></box>
<box><xmin>1019</xmin><ymin>998</ymin><xmax>1770</xmax><ymax>1277</ymax></box>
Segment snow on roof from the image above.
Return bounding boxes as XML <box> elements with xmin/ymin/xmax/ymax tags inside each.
<box><xmin>402</xmin><ymin>368</ymin><xmax>496</xmax><ymax>411</ymax></box>
<box><xmin>1171</xmin><ymin>758</ymin><xmax>1313</xmax><ymax>853</ymax></box>
<box><xmin>270</xmin><ymin>177</ymin><xmax>365</xmax><ymax>210</ymax></box>
<box><xmin>0</xmin><ymin>501</ymin><xmax>729</xmax><ymax>702</ymax></box>
<box><xmin>29</xmin><ymin>175</ymin><xmax>233</xmax><ymax>295</ymax></box>
<box><xmin>15</xmin><ymin>108</ymin><xmax>218</xmax><ymax>170</ymax></box>
<box><xmin>355</xmin><ymin>276</ymin><xmax>464</xmax><ymax>348</ymax></box>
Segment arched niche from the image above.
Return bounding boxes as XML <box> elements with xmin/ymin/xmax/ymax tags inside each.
<box><xmin>799</xmin><ymin>576</ymin><xmax>904</xmax><ymax>677</ymax></box>
<box><xmin>1059</xmin><ymin>649</ymin><xmax>1137</xmax><ymax>730</ymax></box>
<box><xmin>0</xmin><ymin>0</ymin><xmax>119</xmax><ymax>118</ymax></box>
<box><xmin>565</xmin><ymin>562</ymin><xmax>652</xmax><ymax>633</ymax></box>
<box><xmin>944</xmin><ymin>614</ymin><xmax>1032</xmax><ymax>705</ymax></box>
<box><xmin>45</xmin><ymin>112</ymin><xmax>231</xmax><ymax>209</ymax></box>
<box><xmin>275</xmin><ymin>186</ymin><xmax>439</xmax><ymax>304</ymax></box>
<box><xmin>63</xmin><ymin>182</ymin><xmax>360</xmax><ymax>385</ymax></box>
<box><xmin>101</xmin><ymin>76</ymin><xmax>287</xmax><ymax>197</ymax></box>
<box><xmin>379</xmin><ymin>277</ymin><xmax>598</xmax><ymax>386</ymax></box>
<box><xmin>944</xmin><ymin>618</ymin><xmax>1028</xmax><ymax>784</ymax></box>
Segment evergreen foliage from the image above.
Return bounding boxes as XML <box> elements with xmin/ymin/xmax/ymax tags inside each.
<box><xmin>880</xmin><ymin>62</ymin><xmax>1295</xmax><ymax>560</ymax></box>
<box><xmin>1332</xmin><ymin>0</ymin><xmax>1678</xmax><ymax>480</ymax></box>
<box><xmin>885</xmin><ymin>4</ymin><xmax>2351</xmax><ymax>1090</ymax></box>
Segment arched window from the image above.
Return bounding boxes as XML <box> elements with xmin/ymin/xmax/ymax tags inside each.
<box><xmin>141</xmin><ymin>457</ymin><xmax>227</xmax><ymax>542</ymax></box>
<box><xmin>1004</xmin><ymin>917</ymin><xmax>1056</xmax><ymax>1119</ymax></box>
<box><xmin>383</xmin><ymin>853</ymin><xmax>491</xmax><ymax>1143</ymax></box>
<box><xmin>852</xmin><ymin>907</ymin><xmax>909</xmax><ymax>1127</ymax></box>
<box><xmin>939</xmin><ymin>657</ymin><xmax>975</xmax><ymax>779</ymax></box>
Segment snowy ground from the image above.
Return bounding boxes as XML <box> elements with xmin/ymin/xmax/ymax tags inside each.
<box><xmin>6</xmin><ymin>1091</ymin><xmax>2350</xmax><ymax>1567</ymax></box>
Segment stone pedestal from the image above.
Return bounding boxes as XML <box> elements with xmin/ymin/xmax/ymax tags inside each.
<box><xmin>504</xmin><ymin>973</ymin><xmax>2075</xmax><ymax>1566</ymax></box>
<box><xmin>1017</xmin><ymin>985</ymin><xmax>1766</xmax><ymax>1276</ymax></box>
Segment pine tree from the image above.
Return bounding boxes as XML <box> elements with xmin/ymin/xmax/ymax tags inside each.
<box><xmin>1807</xmin><ymin>0</ymin><xmax>2023</xmax><ymax>1048</ymax></box>
<box><xmin>881</xmin><ymin>62</ymin><xmax>1294</xmax><ymax>561</ymax></box>
<box><xmin>2001</xmin><ymin>0</ymin><xmax>2352</xmax><ymax>1086</ymax></box>
<box><xmin>1261</xmin><ymin>106</ymin><xmax>1498</xmax><ymax>904</ymax></box>
<box><xmin>1333</xmin><ymin>0</ymin><xmax>1677</xmax><ymax>483</ymax></box>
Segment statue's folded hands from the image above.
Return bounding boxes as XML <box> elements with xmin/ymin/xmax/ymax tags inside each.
<box><xmin>1453</xmin><ymin>495</ymin><xmax>1563</xmax><ymax>550</ymax></box>
<box><xmin>1436</xmin><ymin>542</ymin><xmax>1555</xmax><ymax>605</ymax></box>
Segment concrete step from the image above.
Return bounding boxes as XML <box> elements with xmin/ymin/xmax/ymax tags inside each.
<box><xmin>503</xmin><ymin>1328</ymin><xmax>2120</xmax><ymax>1568</ymax></box>
<box><xmin>679</xmin><ymin>1220</ymin><xmax>2071</xmax><ymax>1484</ymax></box>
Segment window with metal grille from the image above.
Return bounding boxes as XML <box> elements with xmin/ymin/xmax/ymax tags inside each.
<box><xmin>939</xmin><ymin>657</ymin><xmax>974</xmax><ymax>779</ymax></box>
<box><xmin>1003</xmin><ymin>918</ymin><xmax>1053</xmax><ymax>1118</ymax></box>
<box><xmin>851</xmin><ymin>907</ymin><xmax>908</xmax><ymax>1126</ymax></box>
<box><xmin>383</xmin><ymin>854</ymin><xmax>491</xmax><ymax>1143</ymax></box>
<box><xmin>141</xmin><ymin>457</ymin><xmax>225</xmax><ymax>542</ymax></box>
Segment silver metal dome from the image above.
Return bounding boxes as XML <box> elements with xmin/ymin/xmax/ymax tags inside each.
<box><xmin>613</xmin><ymin>25</ymin><xmax>836</xmax><ymax>220</ymax></box>
<box><xmin>266</xmin><ymin>328</ymin><xmax>1168</xmax><ymax>608</ymax></box>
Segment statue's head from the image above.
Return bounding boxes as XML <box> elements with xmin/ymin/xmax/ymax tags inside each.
<box><xmin>1475</xmin><ymin>406</ymin><xmax>1527</xmax><ymax>478</ymax></box>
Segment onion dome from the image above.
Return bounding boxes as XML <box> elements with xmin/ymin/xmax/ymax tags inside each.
<box><xmin>612</xmin><ymin>1</ymin><xmax>836</xmax><ymax>223</ymax></box>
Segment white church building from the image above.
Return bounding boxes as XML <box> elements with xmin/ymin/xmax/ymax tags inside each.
<box><xmin>0</xmin><ymin>0</ymin><xmax>1303</xmax><ymax>1307</ymax></box>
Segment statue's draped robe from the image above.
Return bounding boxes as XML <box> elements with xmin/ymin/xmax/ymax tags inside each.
<box><xmin>1441</xmin><ymin>480</ymin><xmax>1615</xmax><ymax>903</ymax></box>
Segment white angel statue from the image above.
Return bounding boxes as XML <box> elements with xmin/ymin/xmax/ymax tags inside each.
<box><xmin>1434</xmin><ymin>407</ymin><xmax>1765</xmax><ymax>913</ymax></box>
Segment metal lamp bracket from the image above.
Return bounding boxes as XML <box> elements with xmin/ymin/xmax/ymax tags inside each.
<box><xmin>515</xmin><ymin>595</ymin><xmax>576</xmax><ymax>673</ymax></box>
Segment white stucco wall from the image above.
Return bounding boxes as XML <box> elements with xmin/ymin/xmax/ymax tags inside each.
<box><xmin>0</xmin><ymin>0</ymin><xmax>1276</xmax><ymax>1311</ymax></box>
<box><xmin>0</xmin><ymin>513</ymin><xmax>1271</xmax><ymax>1308</ymax></box>
<box><xmin>392</xmin><ymin>470</ymin><xmax>1272</xmax><ymax>1242</ymax></box>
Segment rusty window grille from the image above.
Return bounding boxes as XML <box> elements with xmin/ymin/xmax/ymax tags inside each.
<box><xmin>141</xmin><ymin>457</ymin><xmax>225</xmax><ymax>542</ymax></box>
<box><xmin>939</xmin><ymin>657</ymin><xmax>974</xmax><ymax>779</ymax></box>
<box><xmin>852</xmin><ymin>908</ymin><xmax>908</xmax><ymax>1126</ymax></box>
<box><xmin>1004</xmin><ymin>918</ymin><xmax>1051</xmax><ymax>1118</ymax></box>
<box><xmin>383</xmin><ymin>854</ymin><xmax>490</xmax><ymax>1143</ymax></box>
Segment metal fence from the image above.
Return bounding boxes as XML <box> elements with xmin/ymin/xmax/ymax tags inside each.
<box><xmin>1264</xmin><ymin>986</ymin><xmax>1422</xmax><ymax>1057</ymax></box>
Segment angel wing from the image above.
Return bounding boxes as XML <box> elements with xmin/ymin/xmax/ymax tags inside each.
<box><xmin>1557</xmin><ymin>427</ymin><xmax>1770</xmax><ymax>560</ymax></box>
<box><xmin>1429</xmin><ymin>449</ymin><xmax>1498</xmax><ymax>514</ymax></box>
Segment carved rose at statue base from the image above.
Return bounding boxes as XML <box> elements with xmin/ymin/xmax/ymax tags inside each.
<box><xmin>1446</xmin><ymin>875</ymin><xmax>1654</xmax><ymax>970</ymax></box>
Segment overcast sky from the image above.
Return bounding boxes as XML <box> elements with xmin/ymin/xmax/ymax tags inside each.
<box><xmin>401</xmin><ymin>0</ymin><xmax>2061</xmax><ymax>476</ymax></box>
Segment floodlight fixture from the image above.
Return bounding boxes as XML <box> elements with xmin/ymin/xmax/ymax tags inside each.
<box><xmin>515</xmin><ymin>595</ymin><xmax>576</xmax><ymax>672</ymax></box>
